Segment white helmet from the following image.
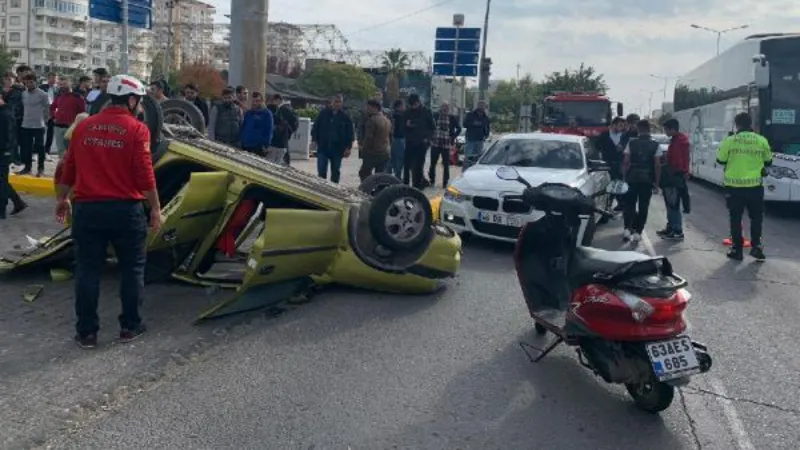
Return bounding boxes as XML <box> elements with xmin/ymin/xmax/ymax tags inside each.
<box><xmin>108</xmin><ymin>74</ymin><xmax>147</xmax><ymax>97</ymax></box>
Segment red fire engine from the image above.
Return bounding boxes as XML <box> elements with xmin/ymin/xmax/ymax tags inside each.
<box><xmin>538</xmin><ymin>91</ymin><xmax>623</xmax><ymax>138</ymax></box>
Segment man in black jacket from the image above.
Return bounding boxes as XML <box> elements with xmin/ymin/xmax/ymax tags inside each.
<box><xmin>462</xmin><ymin>101</ymin><xmax>491</xmax><ymax>169</ymax></box>
<box><xmin>311</xmin><ymin>94</ymin><xmax>354</xmax><ymax>183</ymax></box>
<box><xmin>0</xmin><ymin>97</ymin><xmax>26</xmax><ymax>219</ymax></box>
<box><xmin>267</xmin><ymin>94</ymin><xmax>299</xmax><ymax>166</ymax></box>
<box><xmin>183</xmin><ymin>83</ymin><xmax>209</xmax><ymax>125</ymax></box>
<box><xmin>40</xmin><ymin>72</ymin><xmax>59</xmax><ymax>155</ymax></box>
<box><xmin>403</xmin><ymin>93</ymin><xmax>435</xmax><ymax>189</ymax></box>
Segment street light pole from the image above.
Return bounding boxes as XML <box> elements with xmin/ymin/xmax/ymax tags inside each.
<box><xmin>649</xmin><ymin>74</ymin><xmax>678</xmax><ymax>102</ymax></box>
<box><xmin>120</xmin><ymin>0</ymin><xmax>129</xmax><ymax>73</ymax></box>
<box><xmin>477</xmin><ymin>0</ymin><xmax>491</xmax><ymax>102</ymax></box>
<box><xmin>690</xmin><ymin>23</ymin><xmax>749</xmax><ymax>56</ymax></box>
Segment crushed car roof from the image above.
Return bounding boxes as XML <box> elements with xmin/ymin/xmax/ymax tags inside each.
<box><xmin>165</xmin><ymin>125</ymin><xmax>369</xmax><ymax>203</ymax></box>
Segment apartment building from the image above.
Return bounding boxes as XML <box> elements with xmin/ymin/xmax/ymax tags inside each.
<box><xmin>152</xmin><ymin>0</ymin><xmax>215</xmax><ymax>70</ymax></box>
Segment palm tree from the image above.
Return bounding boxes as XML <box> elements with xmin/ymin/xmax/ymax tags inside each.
<box><xmin>380</xmin><ymin>48</ymin><xmax>411</xmax><ymax>103</ymax></box>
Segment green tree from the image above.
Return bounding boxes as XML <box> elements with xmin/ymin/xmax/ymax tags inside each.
<box><xmin>488</xmin><ymin>74</ymin><xmax>542</xmax><ymax>132</ymax></box>
<box><xmin>380</xmin><ymin>48</ymin><xmax>410</xmax><ymax>103</ymax></box>
<box><xmin>299</xmin><ymin>63</ymin><xmax>377</xmax><ymax>101</ymax></box>
<box><xmin>540</xmin><ymin>63</ymin><xmax>607</xmax><ymax>94</ymax></box>
<box><xmin>0</xmin><ymin>45</ymin><xmax>15</xmax><ymax>76</ymax></box>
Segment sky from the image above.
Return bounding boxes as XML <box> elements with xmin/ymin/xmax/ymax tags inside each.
<box><xmin>208</xmin><ymin>0</ymin><xmax>800</xmax><ymax>116</ymax></box>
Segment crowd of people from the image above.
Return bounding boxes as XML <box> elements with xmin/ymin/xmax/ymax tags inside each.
<box><xmin>596</xmin><ymin>111</ymin><xmax>769</xmax><ymax>260</ymax></box>
<box><xmin>310</xmin><ymin>91</ymin><xmax>491</xmax><ymax>188</ymax></box>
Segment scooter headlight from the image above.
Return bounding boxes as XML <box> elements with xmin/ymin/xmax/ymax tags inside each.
<box><xmin>615</xmin><ymin>290</ymin><xmax>655</xmax><ymax>323</ymax></box>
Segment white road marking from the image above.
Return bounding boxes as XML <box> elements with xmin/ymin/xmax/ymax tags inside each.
<box><xmin>637</xmin><ymin>231</ymin><xmax>755</xmax><ymax>450</ymax></box>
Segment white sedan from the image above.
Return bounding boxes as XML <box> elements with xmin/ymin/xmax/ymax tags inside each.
<box><xmin>440</xmin><ymin>132</ymin><xmax>612</xmax><ymax>244</ymax></box>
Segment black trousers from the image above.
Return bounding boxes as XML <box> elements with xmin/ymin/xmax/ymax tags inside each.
<box><xmin>358</xmin><ymin>155</ymin><xmax>388</xmax><ymax>181</ymax></box>
<box><xmin>623</xmin><ymin>182</ymin><xmax>653</xmax><ymax>233</ymax></box>
<box><xmin>72</xmin><ymin>201</ymin><xmax>147</xmax><ymax>336</ymax></box>
<box><xmin>45</xmin><ymin>118</ymin><xmax>54</xmax><ymax>154</ymax></box>
<box><xmin>428</xmin><ymin>146</ymin><xmax>451</xmax><ymax>188</ymax></box>
<box><xmin>242</xmin><ymin>146</ymin><xmax>265</xmax><ymax>156</ymax></box>
<box><xmin>0</xmin><ymin>152</ymin><xmax>24</xmax><ymax>217</ymax></box>
<box><xmin>403</xmin><ymin>142</ymin><xmax>428</xmax><ymax>189</ymax></box>
<box><xmin>19</xmin><ymin>127</ymin><xmax>45</xmax><ymax>172</ymax></box>
<box><xmin>725</xmin><ymin>186</ymin><xmax>764</xmax><ymax>248</ymax></box>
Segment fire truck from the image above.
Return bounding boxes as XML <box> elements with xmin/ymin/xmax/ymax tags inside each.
<box><xmin>538</xmin><ymin>91</ymin><xmax>623</xmax><ymax>138</ymax></box>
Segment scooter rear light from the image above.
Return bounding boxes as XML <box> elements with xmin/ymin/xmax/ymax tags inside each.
<box><xmin>615</xmin><ymin>290</ymin><xmax>655</xmax><ymax>323</ymax></box>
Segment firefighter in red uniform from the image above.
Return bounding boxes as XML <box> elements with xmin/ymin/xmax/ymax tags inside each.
<box><xmin>55</xmin><ymin>74</ymin><xmax>162</xmax><ymax>349</ymax></box>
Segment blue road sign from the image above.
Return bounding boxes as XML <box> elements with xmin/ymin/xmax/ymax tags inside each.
<box><xmin>435</xmin><ymin>27</ymin><xmax>482</xmax><ymax>40</ymax></box>
<box><xmin>433</xmin><ymin>64</ymin><xmax>478</xmax><ymax>77</ymax></box>
<box><xmin>89</xmin><ymin>0</ymin><xmax>153</xmax><ymax>29</ymax></box>
<box><xmin>434</xmin><ymin>39</ymin><xmax>480</xmax><ymax>53</ymax></box>
<box><xmin>434</xmin><ymin>52</ymin><xmax>479</xmax><ymax>65</ymax></box>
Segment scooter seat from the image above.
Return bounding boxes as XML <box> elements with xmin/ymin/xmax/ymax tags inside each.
<box><xmin>570</xmin><ymin>246</ymin><xmax>654</xmax><ymax>284</ymax></box>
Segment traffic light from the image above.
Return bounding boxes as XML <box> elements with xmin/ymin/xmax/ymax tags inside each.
<box><xmin>481</xmin><ymin>57</ymin><xmax>492</xmax><ymax>76</ymax></box>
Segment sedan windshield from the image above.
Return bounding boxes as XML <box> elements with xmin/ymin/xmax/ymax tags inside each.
<box><xmin>480</xmin><ymin>138</ymin><xmax>585</xmax><ymax>170</ymax></box>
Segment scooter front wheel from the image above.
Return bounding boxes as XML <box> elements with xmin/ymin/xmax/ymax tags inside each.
<box><xmin>625</xmin><ymin>381</ymin><xmax>675</xmax><ymax>413</ymax></box>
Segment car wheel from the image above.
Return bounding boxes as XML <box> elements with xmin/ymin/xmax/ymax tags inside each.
<box><xmin>161</xmin><ymin>99</ymin><xmax>206</xmax><ymax>133</ymax></box>
<box><xmin>359</xmin><ymin>173</ymin><xmax>402</xmax><ymax>197</ymax></box>
<box><xmin>89</xmin><ymin>94</ymin><xmax>164</xmax><ymax>156</ymax></box>
<box><xmin>369</xmin><ymin>184</ymin><xmax>433</xmax><ymax>251</ymax></box>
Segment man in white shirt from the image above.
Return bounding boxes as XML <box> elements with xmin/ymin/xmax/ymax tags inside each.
<box><xmin>39</xmin><ymin>72</ymin><xmax>58</xmax><ymax>154</ymax></box>
<box><xmin>85</xmin><ymin>68</ymin><xmax>110</xmax><ymax>111</ymax></box>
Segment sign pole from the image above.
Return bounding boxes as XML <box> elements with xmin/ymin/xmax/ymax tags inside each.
<box><xmin>450</xmin><ymin>24</ymin><xmax>460</xmax><ymax>110</ymax></box>
<box><xmin>120</xmin><ymin>0</ymin><xmax>130</xmax><ymax>73</ymax></box>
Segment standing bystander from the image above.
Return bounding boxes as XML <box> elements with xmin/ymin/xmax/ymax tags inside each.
<box><xmin>403</xmin><ymin>93</ymin><xmax>435</xmax><ymax>189</ymax></box>
<box><xmin>266</xmin><ymin>94</ymin><xmax>299</xmax><ymax>165</ymax></box>
<box><xmin>389</xmin><ymin>99</ymin><xmax>406</xmax><ymax>178</ymax></box>
<box><xmin>183</xmin><ymin>83</ymin><xmax>209</xmax><ymax>125</ymax></box>
<box><xmin>19</xmin><ymin>73</ymin><xmax>49</xmax><ymax>177</ymax></box>
<box><xmin>429</xmin><ymin>102</ymin><xmax>461</xmax><ymax>188</ymax></box>
<box><xmin>358</xmin><ymin>99</ymin><xmax>392</xmax><ymax>181</ymax></box>
<box><xmin>240</xmin><ymin>92</ymin><xmax>274</xmax><ymax>157</ymax></box>
<box><xmin>0</xmin><ymin>96</ymin><xmax>26</xmax><ymax>218</ymax></box>
<box><xmin>208</xmin><ymin>87</ymin><xmax>243</xmax><ymax>147</ymax></box>
<box><xmin>50</xmin><ymin>76</ymin><xmax>85</xmax><ymax>158</ymax></box>
<box><xmin>40</xmin><ymin>72</ymin><xmax>59</xmax><ymax>154</ymax></box>
<box><xmin>657</xmin><ymin>118</ymin><xmax>691</xmax><ymax>240</ymax></box>
<box><xmin>311</xmin><ymin>94</ymin><xmax>354</xmax><ymax>183</ymax></box>
<box><xmin>622</xmin><ymin>120</ymin><xmax>661</xmax><ymax>243</ymax></box>
<box><xmin>462</xmin><ymin>101</ymin><xmax>491</xmax><ymax>169</ymax></box>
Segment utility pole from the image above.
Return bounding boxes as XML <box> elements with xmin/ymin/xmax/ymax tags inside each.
<box><xmin>477</xmin><ymin>0</ymin><xmax>491</xmax><ymax>102</ymax></box>
<box><xmin>450</xmin><ymin>14</ymin><xmax>463</xmax><ymax>113</ymax></box>
<box><xmin>229</xmin><ymin>0</ymin><xmax>269</xmax><ymax>95</ymax></box>
<box><xmin>120</xmin><ymin>0</ymin><xmax>129</xmax><ymax>73</ymax></box>
<box><xmin>164</xmin><ymin>0</ymin><xmax>176</xmax><ymax>74</ymax></box>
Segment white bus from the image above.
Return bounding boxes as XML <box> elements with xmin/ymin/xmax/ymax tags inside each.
<box><xmin>673</xmin><ymin>33</ymin><xmax>800</xmax><ymax>202</ymax></box>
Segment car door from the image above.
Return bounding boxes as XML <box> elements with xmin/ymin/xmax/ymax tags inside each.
<box><xmin>582</xmin><ymin>138</ymin><xmax>609</xmax><ymax>208</ymax></box>
<box><xmin>240</xmin><ymin>209</ymin><xmax>343</xmax><ymax>289</ymax></box>
<box><xmin>148</xmin><ymin>171</ymin><xmax>231</xmax><ymax>252</ymax></box>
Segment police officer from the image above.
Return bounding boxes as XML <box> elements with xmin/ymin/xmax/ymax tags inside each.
<box><xmin>716</xmin><ymin>112</ymin><xmax>771</xmax><ymax>261</ymax></box>
<box><xmin>56</xmin><ymin>74</ymin><xmax>162</xmax><ymax>349</ymax></box>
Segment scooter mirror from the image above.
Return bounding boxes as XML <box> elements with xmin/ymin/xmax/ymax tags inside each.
<box><xmin>496</xmin><ymin>166</ymin><xmax>520</xmax><ymax>181</ymax></box>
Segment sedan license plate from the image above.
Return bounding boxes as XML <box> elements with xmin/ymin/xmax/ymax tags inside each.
<box><xmin>646</xmin><ymin>336</ymin><xmax>701</xmax><ymax>381</ymax></box>
<box><xmin>477</xmin><ymin>211</ymin><xmax>522</xmax><ymax>227</ymax></box>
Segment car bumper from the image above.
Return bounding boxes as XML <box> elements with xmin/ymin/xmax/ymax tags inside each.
<box><xmin>440</xmin><ymin>195</ymin><xmax>545</xmax><ymax>243</ymax></box>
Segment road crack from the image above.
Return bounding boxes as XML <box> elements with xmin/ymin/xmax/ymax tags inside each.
<box><xmin>683</xmin><ymin>386</ymin><xmax>800</xmax><ymax>416</ymax></box>
<box><xmin>678</xmin><ymin>388</ymin><xmax>703</xmax><ymax>450</ymax></box>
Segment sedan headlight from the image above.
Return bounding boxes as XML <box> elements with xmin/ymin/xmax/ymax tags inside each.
<box><xmin>444</xmin><ymin>186</ymin><xmax>472</xmax><ymax>202</ymax></box>
<box><xmin>765</xmin><ymin>166</ymin><xmax>798</xmax><ymax>179</ymax></box>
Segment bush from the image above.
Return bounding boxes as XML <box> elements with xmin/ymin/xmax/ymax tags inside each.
<box><xmin>295</xmin><ymin>107</ymin><xmax>320</xmax><ymax>121</ymax></box>
<box><xmin>177</xmin><ymin>63</ymin><xmax>226</xmax><ymax>99</ymax></box>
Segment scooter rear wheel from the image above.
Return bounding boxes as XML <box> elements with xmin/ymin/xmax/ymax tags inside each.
<box><xmin>625</xmin><ymin>381</ymin><xmax>675</xmax><ymax>413</ymax></box>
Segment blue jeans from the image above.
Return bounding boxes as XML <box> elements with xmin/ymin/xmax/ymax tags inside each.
<box><xmin>390</xmin><ymin>137</ymin><xmax>405</xmax><ymax>178</ymax></box>
<box><xmin>664</xmin><ymin>189</ymin><xmax>683</xmax><ymax>233</ymax></box>
<box><xmin>463</xmin><ymin>140</ymin><xmax>484</xmax><ymax>169</ymax></box>
<box><xmin>317</xmin><ymin>151</ymin><xmax>343</xmax><ymax>183</ymax></box>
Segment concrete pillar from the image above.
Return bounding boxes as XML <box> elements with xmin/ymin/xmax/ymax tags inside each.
<box><xmin>229</xmin><ymin>0</ymin><xmax>269</xmax><ymax>94</ymax></box>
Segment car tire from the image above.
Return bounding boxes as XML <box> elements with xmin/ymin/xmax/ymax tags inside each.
<box><xmin>161</xmin><ymin>99</ymin><xmax>206</xmax><ymax>133</ymax></box>
<box><xmin>88</xmin><ymin>94</ymin><xmax>164</xmax><ymax>153</ymax></box>
<box><xmin>358</xmin><ymin>173</ymin><xmax>402</xmax><ymax>197</ymax></box>
<box><xmin>369</xmin><ymin>184</ymin><xmax>433</xmax><ymax>251</ymax></box>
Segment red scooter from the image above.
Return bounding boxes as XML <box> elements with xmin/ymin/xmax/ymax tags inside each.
<box><xmin>494</xmin><ymin>166</ymin><xmax>712</xmax><ymax>413</ymax></box>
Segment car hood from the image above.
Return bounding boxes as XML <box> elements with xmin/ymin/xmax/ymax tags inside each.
<box><xmin>452</xmin><ymin>165</ymin><xmax>585</xmax><ymax>193</ymax></box>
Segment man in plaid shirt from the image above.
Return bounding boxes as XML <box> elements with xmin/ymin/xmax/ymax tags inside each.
<box><xmin>429</xmin><ymin>103</ymin><xmax>461</xmax><ymax>188</ymax></box>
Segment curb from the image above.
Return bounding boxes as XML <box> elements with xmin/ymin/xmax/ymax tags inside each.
<box><xmin>9</xmin><ymin>174</ymin><xmax>55</xmax><ymax>197</ymax></box>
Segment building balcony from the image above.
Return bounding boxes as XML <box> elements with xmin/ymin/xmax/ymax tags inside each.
<box><xmin>33</xmin><ymin>8</ymin><xmax>88</xmax><ymax>22</ymax></box>
<box><xmin>41</xmin><ymin>25</ymin><xmax>87</xmax><ymax>37</ymax></box>
<box><xmin>31</xmin><ymin>57</ymin><xmax>85</xmax><ymax>70</ymax></box>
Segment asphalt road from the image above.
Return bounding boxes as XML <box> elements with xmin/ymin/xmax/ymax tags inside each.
<box><xmin>12</xmin><ymin>180</ymin><xmax>787</xmax><ymax>450</ymax></box>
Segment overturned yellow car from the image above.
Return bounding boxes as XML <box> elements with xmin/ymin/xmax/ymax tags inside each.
<box><xmin>0</xmin><ymin>99</ymin><xmax>461</xmax><ymax>320</ymax></box>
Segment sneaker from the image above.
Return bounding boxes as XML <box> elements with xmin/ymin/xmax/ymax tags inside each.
<box><xmin>117</xmin><ymin>325</ymin><xmax>147</xmax><ymax>343</ymax></box>
<box><xmin>10</xmin><ymin>203</ymin><xmax>27</xmax><ymax>216</ymax></box>
<box><xmin>15</xmin><ymin>169</ymin><xmax>30</xmax><ymax>176</ymax></box>
<box><xmin>726</xmin><ymin>248</ymin><xmax>744</xmax><ymax>261</ymax></box>
<box><xmin>75</xmin><ymin>334</ymin><xmax>98</xmax><ymax>349</ymax></box>
<box><xmin>662</xmin><ymin>231</ymin><xmax>685</xmax><ymax>241</ymax></box>
<box><xmin>630</xmin><ymin>232</ymin><xmax>641</xmax><ymax>243</ymax></box>
<box><xmin>656</xmin><ymin>228</ymin><xmax>670</xmax><ymax>237</ymax></box>
<box><xmin>683</xmin><ymin>207</ymin><xmax>691</xmax><ymax>214</ymax></box>
<box><xmin>749</xmin><ymin>246</ymin><xmax>766</xmax><ymax>261</ymax></box>
<box><xmin>623</xmin><ymin>229</ymin><xmax>632</xmax><ymax>242</ymax></box>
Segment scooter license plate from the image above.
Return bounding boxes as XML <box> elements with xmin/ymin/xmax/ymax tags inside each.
<box><xmin>646</xmin><ymin>336</ymin><xmax>701</xmax><ymax>381</ymax></box>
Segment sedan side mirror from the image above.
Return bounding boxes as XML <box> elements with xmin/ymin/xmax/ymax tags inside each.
<box><xmin>588</xmin><ymin>159</ymin><xmax>610</xmax><ymax>172</ymax></box>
